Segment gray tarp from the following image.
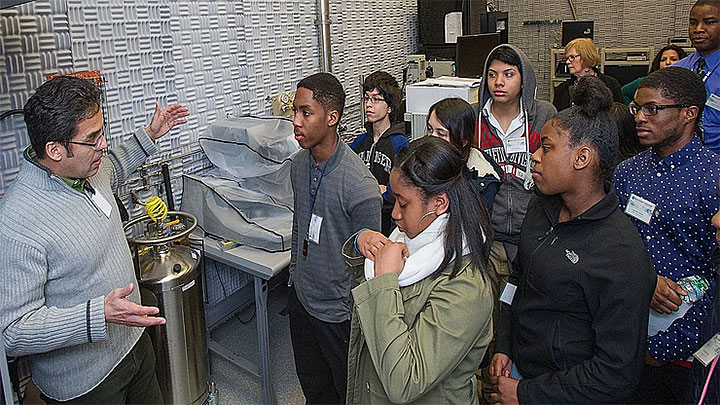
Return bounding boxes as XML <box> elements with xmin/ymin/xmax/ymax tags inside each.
<box><xmin>182</xmin><ymin>116</ymin><xmax>298</xmax><ymax>252</ymax></box>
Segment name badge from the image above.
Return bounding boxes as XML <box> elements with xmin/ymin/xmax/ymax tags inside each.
<box><xmin>625</xmin><ymin>193</ymin><xmax>656</xmax><ymax>225</ymax></box>
<box><xmin>694</xmin><ymin>332</ymin><xmax>720</xmax><ymax>366</ymax></box>
<box><xmin>707</xmin><ymin>93</ymin><xmax>720</xmax><ymax>111</ymax></box>
<box><xmin>90</xmin><ymin>190</ymin><xmax>113</xmax><ymax>218</ymax></box>
<box><xmin>499</xmin><ymin>283</ymin><xmax>517</xmax><ymax>305</ymax></box>
<box><xmin>309</xmin><ymin>214</ymin><xmax>323</xmax><ymax>244</ymax></box>
<box><xmin>504</xmin><ymin>137</ymin><xmax>525</xmax><ymax>154</ymax></box>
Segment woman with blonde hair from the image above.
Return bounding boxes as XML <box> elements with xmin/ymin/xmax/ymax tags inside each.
<box><xmin>552</xmin><ymin>38</ymin><xmax>624</xmax><ymax>111</ymax></box>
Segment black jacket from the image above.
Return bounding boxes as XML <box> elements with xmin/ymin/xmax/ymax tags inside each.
<box><xmin>350</xmin><ymin>122</ymin><xmax>408</xmax><ymax>195</ymax></box>
<box><xmin>466</xmin><ymin>147</ymin><xmax>503</xmax><ymax>214</ymax></box>
<box><xmin>495</xmin><ymin>186</ymin><xmax>656</xmax><ymax>403</ymax></box>
<box><xmin>350</xmin><ymin>122</ymin><xmax>409</xmax><ymax>234</ymax></box>
<box><xmin>552</xmin><ymin>70</ymin><xmax>624</xmax><ymax>111</ymax></box>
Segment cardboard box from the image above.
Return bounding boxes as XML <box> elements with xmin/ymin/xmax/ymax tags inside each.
<box><xmin>405</xmin><ymin>76</ymin><xmax>481</xmax><ymax>114</ymax></box>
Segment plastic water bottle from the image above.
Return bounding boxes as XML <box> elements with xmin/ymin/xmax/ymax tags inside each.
<box><xmin>677</xmin><ymin>274</ymin><xmax>710</xmax><ymax>304</ymax></box>
<box><xmin>207</xmin><ymin>381</ymin><xmax>218</xmax><ymax>405</ymax></box>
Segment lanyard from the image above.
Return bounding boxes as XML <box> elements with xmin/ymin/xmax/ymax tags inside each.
<box><xmin>703</xmin><ymin>67</ymin><xmax>713</xmax><ymax>83</ymax></box>
<box><xmin>522</xmin><ymin>109</ymin><xmax>534</xmax><ymax>191</ymax></box>
<box><xmin>304</xmin><ymin>156</ymin><xmax>328</xmax><ymax>256</ymax></box>
<box><xmin>700</xmin><ymin>58</ymin><xmax>717</xmax><ymax>83</ymax></box>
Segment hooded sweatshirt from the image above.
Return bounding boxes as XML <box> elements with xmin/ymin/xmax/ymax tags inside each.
<box><xmin>478</xmin><ymin>44</ymin><xmax>557</xmax><ymax>246</ymax></box>
<box><xmin>351</xmin><ymin>121</ymin><xmax>409</xmax><ymax>231</ymax></box>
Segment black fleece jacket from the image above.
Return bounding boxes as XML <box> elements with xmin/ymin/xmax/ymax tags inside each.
<box><xmin>552</xmin><ymin>70</ymin><xmax>624</xmax><ymax>112</ymax></box>
<box><xmin>495</xmin><ymin>186</ymin><xmax>656</xmax><ymax>403</ymax></box>
<box><xmin>350</xmin><ymin>121</ymin><xmax>408</xmax><ymax>204</ymax></box>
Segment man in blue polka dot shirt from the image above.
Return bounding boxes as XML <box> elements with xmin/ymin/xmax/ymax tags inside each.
<box><xmin>614</xmin><ymin>67</ymin><xmax>720</xmax><ymax>403</ymax></box>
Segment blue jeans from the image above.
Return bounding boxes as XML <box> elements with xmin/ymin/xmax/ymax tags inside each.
<box><xmin>511</xmin><ymin>363</ymin><xmax>524</xmax><ymax>380</ymax></box>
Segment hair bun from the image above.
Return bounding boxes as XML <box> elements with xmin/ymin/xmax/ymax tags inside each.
<box><xmin>571</xmin><ymin>76</ymin><xmax>613</xmax><ymax>118</ymax></box>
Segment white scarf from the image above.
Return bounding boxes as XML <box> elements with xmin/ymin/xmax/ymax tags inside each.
<box><xmin>364</xmin><ymin>213</ymin><xmax>477</xmax><ymax>287</ymax></box>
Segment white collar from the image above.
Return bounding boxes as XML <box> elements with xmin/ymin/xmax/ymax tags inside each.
<box><xmin>482</xmin><ymin>98</ymin><xmax>525</xmax><ymax>140</ymax></box>
<box><xmin>364</xmin><ymin>213</ymin><xmax>480</xmax><ymax>287</ymax></box>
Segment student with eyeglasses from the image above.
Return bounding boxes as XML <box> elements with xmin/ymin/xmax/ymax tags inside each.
<box><xmin>350</xmin><ymin>71</ymin><xmax>409</xmax><ymax>235</ymax></box>
<box><xmin>552</xmin><ymin>38</ymin><xmax>624</xmax><ymax>111</ymax></box>
<box><xmin>613</xmin><ymin>67</ymin><xmax>720</xmax><ymax>404</ymax></box>
<box><xmin>0</xmin><ymin>76</ymin><xmax>188</xmax><ymax>403</ymax></box>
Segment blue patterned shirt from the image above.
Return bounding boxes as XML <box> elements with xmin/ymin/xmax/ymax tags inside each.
<box><xmin>674</xmin><ymin>49</ymin><xmax>720</xmax><ymax>153</ymax></box>
<box><xmin>613</xmin><ymin>137</ymin><xmax>720</xmax><ymax>363</ymax></box>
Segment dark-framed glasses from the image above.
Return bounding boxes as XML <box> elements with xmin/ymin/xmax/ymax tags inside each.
<box><xmin>628</xmin><ymin>102</ymin><xmax>691</xmax><ymax>116</ymax></box>
<box><xmin>564</xmin><ymin>54</ymin><xmax>581</xmax><ymax>62</ymax></box>
<box><xmin>64</xmin><ymin>131</ymin><xmax>106</xmax><ymax>151</ymax></box>
<box><xmin>362</xmin><ymin>96</ymin><xmax>385</xmax><ymax>104</ymax></box>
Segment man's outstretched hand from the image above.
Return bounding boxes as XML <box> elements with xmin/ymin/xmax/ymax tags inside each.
<box><xmin>104</xmin><ymin>283</ymin><xmax>166</xmax><ymax>327</ymax></box>
<box><xmin>145</xmin><ymin>102</ymin><xmax>189</xmax><ymax>140</ymax></box>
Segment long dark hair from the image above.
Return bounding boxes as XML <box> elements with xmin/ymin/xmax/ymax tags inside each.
<box><xmin>650</xmin><ymin>45</ymin><xmax>687</xmax><ymax>73</ymax></box>
<box><xmin>427</xmin><ymin>98</ymin><xmax>475</xmax><ymax>160</ymax></box>
<box><xmin>394</xmin><ymin>136</ymin><xmax>493</xmax><ymax>280</ymax></box>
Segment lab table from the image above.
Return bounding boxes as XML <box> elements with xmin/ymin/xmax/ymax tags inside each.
<box><xmin>203</xmin><ymin>237</ymin><xmax>290</xmax><ymax>405</ymax></box>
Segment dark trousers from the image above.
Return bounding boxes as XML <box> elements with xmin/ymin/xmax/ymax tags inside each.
<box><xmin>628</xmin><ymin>362</ymin><xmax>693</xmax><ymax>404</ymax></box>
<box><xmin>42</xmin><ymin>332</ymin><xmax>163</xmax><ymax>404</ymax></box>
<box><xmin>288</xmin><ymin>287</ymin><xmax>350</xmax><ymax>404</ymax></box>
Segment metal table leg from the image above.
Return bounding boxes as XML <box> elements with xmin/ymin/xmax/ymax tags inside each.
<box><xmin>254</xmin><ymin>276</ymin><xmax>276</xmax><ymax>405</ymax></box>
<box><xmin>1</xmin><ymin>343</ymin><xmax>13</xmax><ymax>405</ymax></box>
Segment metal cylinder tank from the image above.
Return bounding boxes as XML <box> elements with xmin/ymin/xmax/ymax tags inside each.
<box><xmin>126</xmin><ymin>212</ymin><xmax>209</xmax><ymax>405</ymax></box>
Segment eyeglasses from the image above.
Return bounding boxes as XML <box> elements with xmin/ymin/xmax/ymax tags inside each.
<box><xmin>564</xmin><ymin>54</ymin><xmax>581</xmax><ymax>62</ymax></box>
<box><xmin>64</xmin><ymin>131</ymin><xmax>106</xmax><ymax>151</ymax></box>
<box><xmin>628</xmin><ymin>102</ymin><xmax>691</xmax><ymax>116</ymax></box>
<box><xmin>362</xmin><ymin>96</ymin><xmax>386</xmax><ymax>104</ymax></box>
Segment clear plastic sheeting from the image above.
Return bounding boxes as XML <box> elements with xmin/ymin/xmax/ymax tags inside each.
<box><xmin>181</xmin><ymin>116</ymin><xmax>299</xmax><ymax>252</ymax></box>
<box><xmin>199</xmin><ymin>116</ymin><xmax>298</xmax><ymax>207</ymax></box>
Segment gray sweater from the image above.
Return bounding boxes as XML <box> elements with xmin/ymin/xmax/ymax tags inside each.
<box><xmin>290</xmin><ymin>138</ymin><xmax>381</xmax><ymax>322</ymax></box>
<box><xmin>0</xmin><ymin>128</ymin><xmax>157</xmax><ymax>400</ymax></box>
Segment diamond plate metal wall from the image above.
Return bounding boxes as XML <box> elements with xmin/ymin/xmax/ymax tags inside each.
<box><xmin>0</xmin><ymin>0</ymin><xmax>68</xmax><ymax>196</ymax></box>
<box><xmin>0</xmin><ymin>0</ymin><xmax>420</xmax><ymax>306</ymax></box>
<box><xmin>0</xmin><ymin>0</ymin><xmax>419</xmax><ymax>198</ymax></box>
<box><xmin>240</xmin><ymin>0</ymin><xmax>321</xmax><ymax>116</ymax></box>
<box><xmin>332</xmin><ymin>0</ymin><xmax>419</xmax><ymax>141</ymax></box>
<box><xmin>495</xmin><ymin>0</ymin><xmax>693</xmax><ymax>101</ymax></box>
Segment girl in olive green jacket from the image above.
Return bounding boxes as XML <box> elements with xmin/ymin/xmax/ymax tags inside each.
<box><xmin>343</xmin><ymin>136</ymin><xmax>495</xmax><ymax>404</ymax></box>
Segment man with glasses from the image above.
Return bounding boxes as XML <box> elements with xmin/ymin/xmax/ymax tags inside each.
<box><xmin>0</xmin><ymin>76</ymin><xmax>188</xmax><ymax>403</ymax></box>
<box><xmin>613</xmin><ymin>67</ymin><xmax>720</xmax><ymax>403</ymax></box>
<box><xmin>674</xmin><ymin>0</ymin><xmax>720</xmax><ymax>153</ymax></box>
<box><xmin>350</xmin><ymin>71</ymin><xmax>408</xmax><ymax>235</ymax></box>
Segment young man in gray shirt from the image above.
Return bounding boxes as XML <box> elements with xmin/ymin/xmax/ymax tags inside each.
<box><xmin>288</xmin><ymin>72</ymin><xmax>381</xmax><ymax>403</ymax></box>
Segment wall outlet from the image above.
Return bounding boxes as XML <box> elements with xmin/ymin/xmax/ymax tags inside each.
<box><xmin>272</xmin><ymin>91</ymin><xmax>295</xmax><ymax>119</ymax></box>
